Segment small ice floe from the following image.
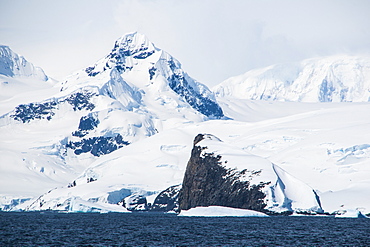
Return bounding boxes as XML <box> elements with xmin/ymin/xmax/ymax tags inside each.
<box><xmin>178</xmin><ymin>206</ymin><xmax>269</xmax><ymax>217</ymax></box>
<box><xmin>335</xmin><ymin>209</ymin><xmax>368</xmax><ymax>218</ymax></box>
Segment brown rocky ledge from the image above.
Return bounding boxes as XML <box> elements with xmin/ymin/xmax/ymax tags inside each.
<box><xmin>178</xmin><ymin>134</ymin><xmax>270</xmax><ymax>212</ymax></box>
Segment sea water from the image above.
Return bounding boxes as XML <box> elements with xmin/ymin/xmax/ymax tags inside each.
<box><xmin>1</xmin><ymin>212</ymin><xmax>369</xmax><ymax>246</ymax></box>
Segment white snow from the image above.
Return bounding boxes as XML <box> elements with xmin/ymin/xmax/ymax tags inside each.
<box><xmin>270</xmin><ymin>164</ymin><xmax>322</xmax><ymax>213</ymax></box>
<box><xmin>179</xmin><ymin>206</ymin><xmax>268</xmax><ymax>217</ymax></box>
<box><xmin>334</xmin><ymin>209</ymin><xmax>368</xmax><ymax>218</ymax></box>
<box><xmin>4</xmin><ymin>99</ymin><xmax>370</xmax><ymax>214</ymax></box>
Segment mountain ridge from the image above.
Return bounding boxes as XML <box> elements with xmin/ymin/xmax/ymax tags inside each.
<box><xmin>214</xmin><ymin>55</ymin><xmax>370</xmax><ymax>102</ymax></box>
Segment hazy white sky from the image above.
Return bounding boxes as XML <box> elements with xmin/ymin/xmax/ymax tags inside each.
<box><xmin>1</xmin><ymin>0</ymin><xmax>369</xmax><ymax>87</ymax></box>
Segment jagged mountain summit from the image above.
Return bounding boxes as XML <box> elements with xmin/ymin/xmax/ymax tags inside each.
<box><xmin>214</xmin><ymin>55</ymin><xmax>370</xmax><ymax>102</ymax></box>
<box><xmin>60</xmin><ymin>32</ymin><xmax>223</xmax><ymax>119</ymax></box>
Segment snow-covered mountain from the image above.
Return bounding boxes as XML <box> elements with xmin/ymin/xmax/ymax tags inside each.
<box><xmin>214</xmin><ymin>55</ymin><xmax>370</xmax><ymax>102</ymax></box>
<box><xmin>0</xmin><ymin>32</ymin><xmax>223</xmax><ymax>209</ymax></box>
<box><xmin>60</xmin><ymin>32</ymin><xmax>223</xmax><ymax>119</ymax></box>
<box><xmin>49</xmin><ymin>32</ymin><xmax>223</xmax><ymax>155</ymax></box>
<box><xmin>1</xmin><ymin>35</ymin><xmax>370</xmax><ymax>217</ymax></box>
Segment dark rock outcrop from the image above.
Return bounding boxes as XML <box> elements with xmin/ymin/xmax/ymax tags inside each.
<box><xmin>72</xmin><ymin>114</ymin><xmax>100</xmax><ymax>137</ymax></box>
<box><xmin>150</xmin><ymin>185</ymin><xmax>181</xmax><ymax>212</ymax></box>
<box><xmin>179</xmin><ymin>134</ymin><xmax>270</xmax><ymax>212</ymax></box>
<box><xmin>168</xmin><ymin>73</ymin><xmax>224</xmax><ymax>119</ymax></box>
<box><xmin>11</xmin><ymin>101</ymin><xmax>57</xmax><ymax>123</ymax></box>
<box><xmin>165</xmin><ymin>57</ymin><xmax>224</xmax><ymax>119</ymax></box>
<box><xmin>64</xmin><ymin>91</ymin><xmax>96</xmax><ymax>111</ymax></box>
<box><xmin>117</xmin><ymin>185</ymin><xmax>180</xmax><ymax>213</ymax></box>
<box><xmin>10</xmin><ymin>90</ymin><xmax>96</xmax><ymax>123</ymax></box>
<box><xmin>122</xmin><ymin>194</ymin><xmax>149</xmax><ymax>211</ymax></box>
<box><xmin>66</xmin><ymin>133</ymin><xmax>129</xmax><ymax>157</ymax></box>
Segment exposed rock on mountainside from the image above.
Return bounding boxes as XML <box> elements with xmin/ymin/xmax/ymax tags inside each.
<box><xmin>150</xmin><ymin>185</ymin><xmax>181</xmax><ymax>212</ymax></box>
<box><xmin>120</xmin><ymin>185</ymin><xmax>181</xmax><ymax>212</ymax></box>
<box><xmin>10</xmin><ymin>90</ymin><xmax>96</xmax><ymax>123</ymax></box>
<box><xmin>118</xmin><ymin>185</ymin><xmax>181</xmax><ymax>212</ymax></box>
<box><xmin>179</xmin><ymin>134</ymin><xmax>270</xmax><ymax>212</ymax></box>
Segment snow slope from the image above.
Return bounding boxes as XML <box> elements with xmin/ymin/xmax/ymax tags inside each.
<box><xmin>15</xmin><ymin>99</ymin><xmax>370</xmax><ymax>215</ymax></box>
<box><xmin>214</xmin><ymin>55</ymin><xmax>370</xmax><ymax>102</ymax></box>
<box><xmin>216</xmin><ymin>99</ymin><xmax>370</xmax><ymax>214</ymax></box>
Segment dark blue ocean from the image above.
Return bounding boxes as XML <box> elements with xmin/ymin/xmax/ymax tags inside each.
<box><xmin>1</xmin><ymin>212</ymin><xmax>369</xmax><ymax>246</ymax></box>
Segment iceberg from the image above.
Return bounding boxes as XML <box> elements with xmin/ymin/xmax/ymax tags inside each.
<box><xmin>179</xmin><ymin>206</ymin><xmax>269</xmax><ymax>217</ymax></box>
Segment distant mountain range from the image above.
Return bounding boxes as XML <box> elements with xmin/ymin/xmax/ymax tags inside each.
<box><xmin>214</xmin><ymin>55</ymin><xmax>370</xmax><ymax>102</ymax></box>
<box><xmin>0</xmin><ymin>45</ymin><xmax>48</xmax><ymax>80</ymax></box>
<box><xmin>1</xmin><ymin>33</ymin><xmax>370</xmax><ymax>217</ymax></box>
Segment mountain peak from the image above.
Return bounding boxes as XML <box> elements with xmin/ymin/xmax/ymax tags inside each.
<box><xmin>0</xmin><ymin>45</ymin><xmax>48</xmax><ymax>80</ymax></box>
<box><xmin>115</xmin><ymin>32</ymin><xmax>151</xmax><ymax>46</ymax></box>
<box><xmin>62</xmin><ymin>32</ymin><xmax>223</xmax><ymax>119</ymax></box>
<box><xmin>112</xmin><ymin>32</ymin><xmax>157</xmax><ymax>60</ymax></box>
<box><xmin>81</xmin><ymin>32</ymin><xmax>158</xmax><ymax>78</ymax></box>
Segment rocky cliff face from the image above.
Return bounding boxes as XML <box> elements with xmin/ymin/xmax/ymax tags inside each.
<box><xmin>114</xmin><ymin>185</ymin><xmax>181</xmax><ymax>213</ymax></box>
<box><xmin>179</xmin><ymin>134</ymin><xmax>270</xmax><ymax>212</ymax></box>
<box><xmin>150</xmin><ymin>185</ymin><xmax>181</xmax><ymax>212</ymax></box>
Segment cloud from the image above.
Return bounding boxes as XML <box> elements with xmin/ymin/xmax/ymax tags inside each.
<box><xmin>111</xmin><ymin>0</ymin><xmax>370</xmax><ymax>86</ymax></box>
<box><xmin>1</xmin><ymin>0</ymin><xmax>369</xmax><ymax>86</ymax></box>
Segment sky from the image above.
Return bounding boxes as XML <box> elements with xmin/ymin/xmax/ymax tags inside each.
<box><xmin>1</xmin><ymin>0</ymin><xmax>370</xmax><ymax>87</ymax></box>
